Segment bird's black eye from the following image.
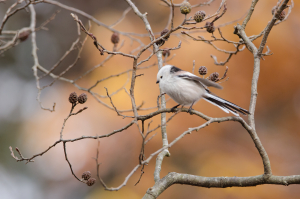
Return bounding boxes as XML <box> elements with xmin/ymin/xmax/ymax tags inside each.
<box><xmin>160</xmin><ymin>76</ymin><xmax>163</xmax><ymax>79</ymax></box>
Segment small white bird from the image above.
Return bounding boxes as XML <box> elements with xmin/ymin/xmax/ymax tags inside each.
<box><xmin>156</xmin><ymin>65</ymin><xmax>250</xmax><ymax>116</ymax></box>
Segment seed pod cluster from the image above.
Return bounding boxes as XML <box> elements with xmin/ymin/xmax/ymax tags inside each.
<box><xmin>68</xmin><ymin>92</ymin><xmax>88</xmax><ymax>104</ymax></box>
<box><xmin>81</xmin><ymin>171</ymin><xmax>96</xmax><ymax>186</ymax></box>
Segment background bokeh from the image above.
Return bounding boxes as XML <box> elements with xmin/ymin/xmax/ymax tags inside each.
<box><xmin>1</xmin><ymin>0</ymin><xmax>300</xmax><ymax>198</ymax></box>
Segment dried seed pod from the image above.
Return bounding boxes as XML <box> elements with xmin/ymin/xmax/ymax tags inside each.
<box><xmin>208</xmin><ymin>72</ymin><xmax>219</xmax><ymax>82</ymax></box>
<box><xmin>205</xmin><ymin>21</ymin><xmax>215</xmax><ymax>33</ymax></box>
<box><xmin>180</xmin><ymin>1</ymin><xmax>191</xmax><ymax>15</ymax></box>
<box><xmin>194</xmin><ymin>11</ymin><xmax>206</xmax><ymax>23</ymax></box>
<box><xmin>111</xmin><ymin>32</ymin><xmax>120</xmax><ymax>44</ymax></box>
<box><xmin>161</xmin><ymin>28</ymin><xmax>170</xmax><ymax>40</ymax></box>
<box><xmin>87</xmin><ymin>178</ymin><xmax>96</xmax><ymax>186</ymax></box>
<box><xmin>82</xmin><ymin>171</ymin><xmax>91</xmax><ymax>180</ymax></box>
<box><xmin>198</xmin><ymin>66</ymin><xmax>207</xmax><ymax>76</ymax></box>
<box><xmin>155</xmin><ymin>39</ymin><xmax>164</xmax><ymax>46</ymax></box>
<box><xmin>18</xmin><ymin>30</ymin><xmax>31</xmax><ymax>42</ymax></box>
<box><xmin>78</xmin><ymin>93</ymin><xmax>87</xmax><ymax>104</ymax></box>
<box><xmin>279</xmin><ymin>11</ymin><xmax>286</xmax><ymax>21</ymax></box>
<box><xmin>271</xmin><ymin>6</ymin><xmax>286</xmax><ymax>21</ymax></box>
<box><xmin>156</xmin><ymin>29</ymin><xmax>170</xmax><ymax>46</ymax></box>
<box><xmin>69</xmin><ymin>92</ymin><xmax>78</xmax><ymax>104</ymax></box>
<box><xmin>162</xmin><ymin>48</ymin><xmax>170</xmax><ymax>57</ymax></box>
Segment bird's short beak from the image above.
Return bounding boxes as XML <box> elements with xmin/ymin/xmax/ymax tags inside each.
<box><xmin>156</xmin><ymin>80</ymin><xmax>159</xmax><ymax>84</ymax></box>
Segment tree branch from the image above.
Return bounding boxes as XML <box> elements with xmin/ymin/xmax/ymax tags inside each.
<box><xmin>143</xmin><ymin>172</ymin><xmax>300</xmax><ymax>199</ymax></box>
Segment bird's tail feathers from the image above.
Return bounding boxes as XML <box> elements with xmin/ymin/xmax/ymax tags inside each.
<box><xmin>203</xmin><ymin>93</ymin><xmax>250</xmax><ymax>116</ymax></box>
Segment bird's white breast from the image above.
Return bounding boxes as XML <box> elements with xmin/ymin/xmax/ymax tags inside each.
<box><xmin>160</xmin><ymin>75</ymin><xmax>205</xmax><ymax>105</ymax></box>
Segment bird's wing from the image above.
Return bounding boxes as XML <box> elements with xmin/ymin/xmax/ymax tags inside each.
<box><xmin>177</xmin><ymin>72</ymin><xmax>223</xmax><ymax>90</ymax></box>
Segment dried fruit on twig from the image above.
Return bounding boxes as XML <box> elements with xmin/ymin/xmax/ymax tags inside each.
<box><xmin>162</xmin><ymin>48</ymin><xmax>170</xmax><ymax>57</ymax></box>
<box><xmin>69</xmin><ymin>92</ymin><xmax>78</xmax><ymax>104</ymax></box>
<box><xmin>208</xmin><ymin>72</ymin><xmax>219</xmax><ymax>82</ymax></box>
<box><xmin>194</xmin><ymin>11</ymin><xmax>206</xmax><ymax>23</ymax></box>
<box><xmin>156</xmin><ymin>29</ymin><xmax>170</xmax><ymax>46</ymax></box>
<box><xmin>271</xmin><ymin>6</ymin><xmax>286</xmax><ymax>21</ymax></box>
<box><xmin>111</xmin><ymin>32</ymin><xmax>119</xmax><ymax>44</ymax></box>
<box><xmin>87</xmin><ymin>178</ymin><xmax>96</xmax><ymax>186</ymax></box>
<box><xmin>82</xmin><ymin>171</ymin><xmax>91</xmax><ymax>180</ymax></box>
<box><xmin>161</xmin><ymin>28</ymin><xmax>170</xmax><ymax>40</ymax></box>
<box><xmin>155</xmin><ymin>39</ymin><xmax>164</xmax><ymax>46</ymax></box>
<box><xmin>78</xmin><ymin>93</ymin><xmax>87</xmax><ymax>104</ymax></box>
<box><xmin>205</xmin><ymin>22</ymin><xmax>215</xmax><ymax>33</ymax></box>
<box><xmin>278</xmin><ymin>10</ymin><xmax>286</xmax><ymax>21</ymax></box>
<box><xmin>18</xmin><ymin>30</ymin><xmax>31</xmax><ymax>41</ymax></box>
<box><xmin>180</xmin><ymin>1</ymin><xmax>191</xmax><ymax>15</ymax></box>
<box><xmin>198</xmin><ymin>66</ymin><xmax>207</xmax><ymax>76</ymax></box>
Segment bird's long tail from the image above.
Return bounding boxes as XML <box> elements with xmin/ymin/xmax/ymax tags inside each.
<box><xmin>203</xmin><ymin>93</ymin><xmax>250</xmax><ymax>116</ymax></box>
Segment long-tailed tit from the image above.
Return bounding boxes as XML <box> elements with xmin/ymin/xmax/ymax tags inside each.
<box><xmin>156</xmin><ymin>65</ymin><xmax>250</xmax><ymax>116</ymax></box>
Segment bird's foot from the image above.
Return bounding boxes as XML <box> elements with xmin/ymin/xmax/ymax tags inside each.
<box><xmin>187</xmin><ymin>102</ymin><xmax>195</xmax><ymax>115</ymax></box>
<box><xmin>187</xmin><ymin>108</ymin><xmax>193</xmax><ymax>115</ymax></box>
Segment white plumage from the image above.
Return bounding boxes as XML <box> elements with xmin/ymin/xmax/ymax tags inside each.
<box><xmin>156</xmin><ymin>65</ymin><xmax>249</xmax><ymax>116</ymax></box>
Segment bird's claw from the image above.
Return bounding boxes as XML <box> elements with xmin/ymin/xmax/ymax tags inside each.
<box><xmin>187</xmin><ymin>108</ymin><xmax>193</xmax><ymax>115</ymax></box>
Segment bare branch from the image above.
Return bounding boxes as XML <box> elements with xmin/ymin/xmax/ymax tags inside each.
<box><xmin>105</xmin><ymin>87</ymin><xmax>134</xmax><ymax>119</ymax></box>
<box><xmin>144</xmin><ymin>173</ymin><xmax>300</xmax><ymax>199</ymax></box>
<box><xmin>241</xmin><ymin>0</ymin><xmax>259</xmax><ymax>29</ymax></box>
<box><xmin>0</xmin><ymin>0</ymin><xmax>33</xmax><ymax>34</ymax></box>
<box><xmin>257</xmin><ymin>0</ymin><xmax>290</xmax><ymax>56</ymax></box>
<box><xmin>63</xmin><ymin>142</ymin><xmax>82</xmax><ymax>182</ymax></box>
<box><xmin>29</xmin><ymin>4</ymin><xmax>56</xmax><ymax>112</ymax></box>
<box><xmin>161</xmin><ymin>0</ymin><xmax>216</xmax><ymax>8</ymax></box>
<box><xmin>60</xmin><ymin>103</ymin><xmax>88</xmax><ymax>140</ymax></box>
<box><xmin>71</xmin><ymin>13</ymin><xmax>136</xmax><ymax>58</ymax></box>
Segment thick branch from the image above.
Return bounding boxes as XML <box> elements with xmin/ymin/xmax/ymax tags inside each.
<box><xmin>143</xmin><ymin>172</ymin><xmax>300</xmax><ymax>199</ymax></box>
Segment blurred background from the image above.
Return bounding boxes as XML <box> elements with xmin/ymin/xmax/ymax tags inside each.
<box><xmin>1</xmin><ymin>0</ymin><xmax>300</xmax><ymax>198</ymax></box>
